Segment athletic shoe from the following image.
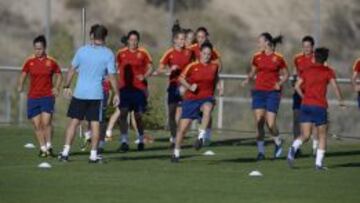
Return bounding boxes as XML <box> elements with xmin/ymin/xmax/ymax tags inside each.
<box><xmin>89</xmin><ymin>156</ymin><xmax>105</xmax><ymax>164</ymax></box>
<box><xmin>256</xmin><ymin>153</ymin><xmax>265</xmax><ymax>161</ymax></box>
<box><xmin>170</xmin><ymin>154</ymin><xmax>179</xmax><ymax>163</ymax></box>
<box><xmin>38</xmin><ymin>150</ymin><xmax>47</xmax><ymax>158</ymax></box>
<box><xmin>287</xmin><ymin>147</ymin><xmax>296</xmax><ymax>168</ymax></box>
<box><xmin>315</xmin><ymin>165</ymin><xmax>328</xmax><ymax>171</ymax></box>
<box><xmin>137</xmin><ymin>143</ymin><xmax>145</xmax><ymax>151</ymax></box>
<box><xmin>116</xmin><ymin>142</ymin><xmax>129</xmax><ymax>153</ymax></box>
<box><xmin>58</xmin><ymin>154</ymin><xmax>69</xmax><ymax>162</ymax></box>
<box><xmin>47</xmin><ymin>148</ymin><xmax>56</xmax><ymax>157</ymax></box>
<box><xmin>194</xmin><ymin>138</ymin><xmax>203</xmax><ymax>151</ymax></box>
<box><xmin>274</xmin><ymin>140</ymin><xmax>283</xmax><ymax>158</ymax></box>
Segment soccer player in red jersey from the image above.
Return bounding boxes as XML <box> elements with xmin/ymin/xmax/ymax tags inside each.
<box><xmin>185</xmin><ymin>28</ymin><xmax>195</xmax><ymax>48</ymax></box>
<box><xmin>287</xmin><ymin>47</ymin><xmax>345</xmax><ymax>170</ymax></box>
<box><xmin>190</xmin><ymin>27</ymin><xmax>223</xmax><ymax>144</ymax></box>
<box><xmin>17</xmin><ymin>35</ymin><xmax>63</xmax><ymax>157</ymax></box>
<box><xmin>155</xmin><ymin>23</ymin><xmax>193</xmax><ymax>147</ymax></box>
<box><xmin>351</xmin><ymin>58</ymin><xmax>360</xmax><ymax>108</ymax></box>
<box><xmin>242</xmin><ymin>32</ymin><xmax>289</xmax><ymax>161</ymax></box>
<box><xmin>171</xmin><ymin>41</ymin><xmax>220</xmax><ymax>162</ymax></box>
<box><xmin>116</xmin><ymin>30</ymin><xmax>153</xmax><ymax>152</ymax></box>
<box><xmin>292</xmin><ymin>36</ymin><xmax>319</xmax><ymax>156</ymax></box>
<box><xmin>190</xmin><ymin>27</ymin><xmax>221</xmax><ymax>64</ymax></box>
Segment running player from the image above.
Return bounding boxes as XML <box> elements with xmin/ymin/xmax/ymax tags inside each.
<box><xmin>17</xmin><ymin>35</ymin><xmax>63</xmax><ymax>157</ymax></box>
<box><xmin>59</xmin><ymin>24</ymin><xmax>119</xmax><ymax>163</ymax></box>
<box><xmin>155</xmin><ymin>23</ymin><xmax>193</xmax><ymax>148</ymax></box>
<box><xmin>242</xmin><ymin>32</ymin><xmax>289</xmax><ymax>161</ymax></box>
<box><xmin>171</xmin><ymin>41</ymin><xmax>220</xmax><ymax>162</ymax></box>
<box><xmin>287</xmin><ymin>47</ymin><xmax>345</xmax><ymax>170</ymax></box>
<box><xmin>351</xmin><ymin>58</ymin><xmax>360</xmax><ymax>108</ymax></box>
<box><xmin>190</xmin><ymin>26</ymin><xmax>223</xmax><ymax>144</ymax></box>
<box><xmin>292</xmin><ymin>36</ymin><xmax>319</xmax><ymax>156</ymax></box>
<box><xmin>116</xmin><ymin>30</ymin><xmax>153</xmax><ymax>152</ymax></box>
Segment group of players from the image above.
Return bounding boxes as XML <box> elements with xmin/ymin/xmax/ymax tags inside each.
<box><xmin>18</xmin><ymin>21</ymin><xmax>360</xmax><ymax>169</ymax></box>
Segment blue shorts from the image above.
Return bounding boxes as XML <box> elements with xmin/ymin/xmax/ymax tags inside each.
<box><xmin>67</xmin><ymin>97</ymin><xmax>103</xmax><ymax>122</ymax></box>
<box><xmin>251</xmin><ymin>90</ymin><xmax>281</xmax><ymax>113</ymax></box>
<box><xmin>27</xmin><ymin>96</ymin><xmax>55</xmax><ymax>119</ymax></box>
<box><xmin>167</xmin><ymin>84</ymin><xmax>182</xmax><ymax>104</ymax></box>
<box><xmin>181</xmin><ymin>97</ymin><xmax>215</xmax><ymax>120</ymax></box>
<box><xmin>300</xmin><ymin>105</ymin><xmax>328</xmax><ymax>126</ymax></box>
<box><xmin>292</xmin><ymin>92</ymin><xmax>302</xmax><ymax>110</ymax></box>
<box><xmin>119</xmin><ymin>88</ymin><xmax>147</xmax><ymax>113</ymax></box>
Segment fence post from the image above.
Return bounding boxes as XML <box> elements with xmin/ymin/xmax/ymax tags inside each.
<box><xmin>18</xmin><ymin>92</ymin><xmax>26</xmax><ymax>124</ymax></box>
<box><xmin>5</xmin><ymin>90</ymin><xmax>11</xmax><ymax>123</ymax></box>
<box><xmin>217</xmin><ymin>80</ymin><xmax>224</xmax><ymax>129</ymax></box>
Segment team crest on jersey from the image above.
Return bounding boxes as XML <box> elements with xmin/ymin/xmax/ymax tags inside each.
<box><xmin>29</xmin><ymin>62</ymin><xmax>34</xmax><ymax>66</ymax></box>
<box><xmin>121</xmin><ymin>53</ymin><xmax>126</xmax><ymax>58</ymax></box>
<box><xmin>46</xmin><ymin>60</ymin><xmax>52</xmax><ymax>67</ymax></box>
<box><xmin>137</xmin><ymin>52</ymin><xmax>143</xmax><ymax>59</ymax></box>
<box><xmin>272</xmin><ymin>56</ymin><xmax>278</xmax><ymax>63</ymax></box>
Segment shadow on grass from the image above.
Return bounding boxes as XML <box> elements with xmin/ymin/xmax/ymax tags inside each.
<box><xmin>326</xmin><ymin>150</ymin><xmax>360</xmax><ymax>158</ymax></box>
<box><xmin>332</xmin><ymin>162</ymin><xmax>360</xmax><ymax>168</ymax></box>
<box><xmin>108</xmin><ymin>154</ymin><xmax>197</xmax><ymax>162</ymax></box>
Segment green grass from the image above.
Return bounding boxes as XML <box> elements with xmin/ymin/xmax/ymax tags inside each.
<box><xmin>0</xmin><ymin>126</ymin><xmax>360</xmax><ymax>203</ymax></box>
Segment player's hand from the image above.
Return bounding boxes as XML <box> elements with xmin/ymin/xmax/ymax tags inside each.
<box><xmin>63</xmin><ymin>88</ymin><xmax>72</xmax><ymax>99</ymax></box>
<box><xmin>217</xmin><ymin>85</ymin><xmax>224</xmax><ymax>96</ymax></box>
<box><xmin>355</xmin><ymin>85</ymin><xmax>360</xmax><ymax>92</ymax></box>
<box><xmin>241</xmin><ymin>79</ymin><xmax>249</xmax><ymax>87</ymax></box>
<box><xmin>136</xmin><ymin>75</ymin><xmax>145</xmax><ymax>81</ymax></box>
<box><xmin>170</xmin><ymin>65</ymin><xmax>179</xmax><ymax>72</ymax></box>
<box><xmin>152</xmin><ymin>71</ymin><xmax>159</xmax><ymax>76</ymax></box>
<box><xmin>189</xmin><ymin>84</ymin><xmax>198</xmax><ymax>92</ymax></box>
<box><xmin>17</xmin><ymin>85</ymin><xmax>23</xmax><ymax>93</ymax></box>
<box><xmin>274</xmin><ymin>82</ymin><xmax>281</xmax><ymax>90</ymax></box>
<box><xmin>338</xmin><ymin>100</ymin><xmax>347</xmax><ymax>110</ymax></box>
<box><xmin>52</xmin><ymin>88</ymin><xmax>59</xmax><ymax>97</ymax></box>
<box><xmin>179</xmin><ymin>85</ymin><xmax>186</xmax><ymax>97</ymax></box>
<box><xmin>112</xmin><ymin>94</ymin><xmax>120</xmax><ymax>107</ymax></box>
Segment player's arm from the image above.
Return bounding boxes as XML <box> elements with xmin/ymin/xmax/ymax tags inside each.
<box><xmin>330</xmin><ymin>78</ymin><xmax>345</xmax><ymax>107</ymax></box>
<box><xmin>241</xmin><ymin>65</ymin><xmax>257</xmax><ymax>87</ymax></box>
<box><xmin>52</xmin><ymin>72</ymin><xmax>63</xmax><ymax>97</ymax></box>
<box><xmin>144</xmin><ymin>63</ymin><xmax>154</xmax><ymax>79</ymax></box>
<box><xmin>294</xmin><ymin>77</ymin><xmax>304</xmax><ymax>98</ymax></box>
<box><xmin>351</xmin><ymin>71</ymin><xmax>359</xmax><ymax>92</ymax></box>
<box><xmin>62</xmin><ymin>65</ymin><xmax>77</xmax><ymax>99</ymax></box>
<box><xmin>278</xmin><ymin>67</ymin><xmax>289</xmax><ymax>87</ymax></box>
<box><xmin>179</xmin><ymin>75</ymin><xmax>197</xmax><ymax>92</ymax></box>
<box><xmin>292</xmin><ymin>59</ymin><xmax>299</xmax><ymax>87</ymax></box>
<box><xmin>108</xmin><ymin>73</ymin><xmax>120</xmax><ymax>106</ymax></box>
<box><xmin>17</xmin><ymin>72</ymin><xmax>27</xmax><ymax>92</ymax></box>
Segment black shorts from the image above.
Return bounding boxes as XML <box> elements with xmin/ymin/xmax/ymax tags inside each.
<box><xmin>67</xmin><ymin>97</ymin><xmax>103</xmax><ymax>122</ymax></box>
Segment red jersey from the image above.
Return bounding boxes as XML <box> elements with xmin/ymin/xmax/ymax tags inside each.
<box><xmin>294</xmin><ymin>52</ymin><xmax>314</xmax><ymax>78</ymax></box>
<box><xmin>353</xmin><ymin>58</ymin><xmax>360</xmax><ymax>73</ymax></box>
<box><xmin>301</xmin><ymin>64</ymin><xmax>336</xmax><ymax>108</ymax></box>
<box><xmin>252</xmin><ymin>51</ymin><xmax>288</xmax><ymax>91</ymax></box>
<box><xmin>190</xmin><ymin>43</ymin><xmax>220</xmax><ymax>61</ymax></box>
<box><xmin>180</xmin><ymin>61</ymin><xmax>219</xmax><ymax>100</ymax></box>
<box><xmin>116</xmin><ymin>47</ymin><xmax>152</xmax><ymax>90</ymax></box>
<box><xmin>160</xmin><ymin>47</ymin><xmax>193</xmax><ymax>86</ymax></box>
<box><xmin>22</xmin><ymin>55</ymin><xmax>61</xmax><ymax>99</ymax></box>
